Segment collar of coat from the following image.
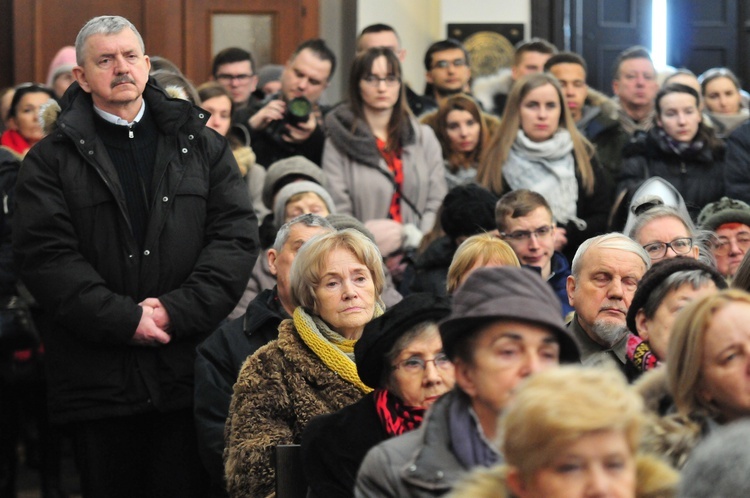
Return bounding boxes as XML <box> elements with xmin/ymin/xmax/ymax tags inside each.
<box><xmin>42</xmin><ymin>77</ymin><xmax>208</xmax><ymax>143</ymax></box>
<box><xmin>324</xmin><ymin>104</ymin><xmax>416</xmax><ymax>170</ymax></box>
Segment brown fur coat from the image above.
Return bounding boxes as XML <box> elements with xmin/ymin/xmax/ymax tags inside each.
<box><xmin>634</xmin><ymin>368</ymin><xmax>709</xmax><ymax>470</ymax></box>
<box><xmin>224</xmin><ymin>319</ymin><xmax>365</xmax><ymax>497</ymax></box>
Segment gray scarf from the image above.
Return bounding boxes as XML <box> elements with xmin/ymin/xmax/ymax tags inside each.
<box><xmin>504</xmin><ymin>129</ymin><xmax>580</xmax><ymax>226</ymax></box>
<box><xmin>449</xmin><ymin>390</ymin><xmax>501</xmax><ymax>469</ymax></box>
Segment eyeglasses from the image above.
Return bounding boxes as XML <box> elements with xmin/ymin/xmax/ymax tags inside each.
<box><xmin>362</xmin><ymin>74</ymin><xmax>400</xmax><ymax>87</ymax></box>
<box><xmin>711</xmin><ymin>234</ymin><xmax>750</xmax><ymax>256</ymax></box>
<box><xmin>501</xmin><ymin>225</ymin><xmax>554</xmax><ymax>242</ymax></box>
<box><xmin>642</xmin><ymin>237</ymin><xmax>694</xmax><ymax>260</ymax></box>
<box><xmin>215</xmin><ymin>73</ymin><xmax>254</xmax><ymax>83</ymax></box>
<box><xmin>432</xmin><ymin>59</ymin><xmax>467</xmax><ymax>69</ymax></box>
<box><xmin>392</xmin><ymin>353</ymin><xmax>452</xmax><ymax>374</ymax></box>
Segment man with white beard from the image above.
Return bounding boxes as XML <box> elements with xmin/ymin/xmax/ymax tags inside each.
<box><xmin>566</xmin><ymin>233</ymin><xmax>650</xmax><ymax>374</ymax></box>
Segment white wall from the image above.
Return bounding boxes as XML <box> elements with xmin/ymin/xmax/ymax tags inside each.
<box><xmin>354</xmin><ymin>0</ymin><xmax>531</xmax><ymax>98</ymax></box>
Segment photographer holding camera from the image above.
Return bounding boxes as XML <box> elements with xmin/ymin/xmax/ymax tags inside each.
<box><xmin>236</xmin><ymin>39</ymin><xmax>336</xmax><ymax>167</ymax></box>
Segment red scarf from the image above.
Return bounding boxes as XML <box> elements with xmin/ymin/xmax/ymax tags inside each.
<box><xmin>1</xmin><ymin>130</ymin><xmax>31</xmax><ymax>156</ymax></box>
<box><xmin>376</xmin><ymin>138</ymin><xmax>404</xmax><ymax>223</ymax></box>
<box><xmin>626</xmin><ymin>333</ymin><xmax>660</xmax><ymax>372</ymax></box>
<box><xmin>374</xmin><ymin>388</ymin><xmax>425</xmax><ymax>437</ymax></box>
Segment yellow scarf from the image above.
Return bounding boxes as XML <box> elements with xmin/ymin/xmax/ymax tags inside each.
<box><xmin>294</xmin><ymin>305</ymin><xmax>383</xmax><ymax>394</ymax></box>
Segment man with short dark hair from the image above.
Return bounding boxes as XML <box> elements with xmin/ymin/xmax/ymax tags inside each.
<box><xmin>356</xmin><ymin>23</ymin><xmax>434</xmax><ymax>117</ymax></box>
<box><xmin>611</xmin><ymin>46</ymin><xmax>659</xmax><ymax>135</ymax></box>
<box><xmin>211</xmin><ymin>47</ymin><xmax>260</xmax><ymax>109</ymax></box>
<box><xmin>497</xmin><ymin>189</ymin><xmax>573</xmax><ymax>316</ymax></box>
<box><xmin>545</xmin><ymin>51</ymin><xmax>630</xmax><ymax>181</ymax></box>
<box><xmin>234</xmin><ymin>39</ymin><xmax>336</xmax><ymax>167</ymax></box>
<box><xmin>423</xmin><ymin>39</ymin><xmax>472</xmax><ymax>108</ymax></box>
<box><xmin>194</xmin><ymin>214</ymin><xmax>333</xmax><ymax>497</ymax></box>
<box><xmin>13</xmin><ymin>15</ymin><xmax>258</xmax><ymax>497</ymax></box>
<box><xmin>566</xmin><ymin>233</ymin><xmax>651</xmax><ymax>373</ymax></box>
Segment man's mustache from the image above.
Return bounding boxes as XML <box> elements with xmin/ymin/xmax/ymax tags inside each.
<box><xmin>111</xmin><ymin>75</ymin><xmax>136</xmax><ymax>88</ymax></box>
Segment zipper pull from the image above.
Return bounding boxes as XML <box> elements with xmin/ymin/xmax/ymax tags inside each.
<box><xmin>129</xmin><ymin>126</ymin><xmax>134</xmax><ymax>139</ymax></box>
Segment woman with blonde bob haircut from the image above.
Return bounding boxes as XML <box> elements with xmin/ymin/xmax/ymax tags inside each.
<box><xmin>446</xmin><ymin>233</ymin><xmax>519</xmax><ymax>294</ymax></box>
<box><xmin>225</xmin><ymin>229</ymin><xmax>386</xmax><ymax>497</ymax></box>
<box><xmin>449</xmin><ymin>366</ymin><xmax>679</xmax><ymax>498</ymax></box>
<box><xmin>476</xmin><ymin>73</ymin><xmax>612</xmax><ymax>260</ymax></box>
<box><xmin>637</xmin><ymin>289</ymin><xmax>750</xmax><ymax>469</ymax></box>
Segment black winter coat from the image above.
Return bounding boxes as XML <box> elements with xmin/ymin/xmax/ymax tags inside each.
<box><xmin>194</xmin><ymin>287</ymin><xmax>287</xmax><ymax>498</ymax></box>
<box><xmin>617</xmin><ymin>128</ymin><xmax>725</xmax><ymax>219</ymax></box>
<box><xmin>724</xmin><ymin>121</ymin><xmax>750</xmax><ymax>204</ymax></box>
<box><xmin>302</xmin><ymin>393</ymin><xmax>388</xmax><ymax>498</ymax></box>
<box><xmin>12</xmin><ymin>79</ymin><xmax>259</xmax><ymax>424</ymax></box>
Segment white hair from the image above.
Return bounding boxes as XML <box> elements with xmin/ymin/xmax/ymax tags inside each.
<box><xmin>571</xmin><ymin>233</ymin><xmax>651</xmax><ymax>278</ymax></box>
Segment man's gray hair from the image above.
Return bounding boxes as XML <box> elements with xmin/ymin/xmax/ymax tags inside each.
<box><xmin>75</xmin><ymin>15</ymin><xmax>145</xmax><ymax>65</ymax></box>
<box><xmin>272</xmin><ymin>213</ymin><xmax>334</xmax><ymax>252</ymax></box>
<box><xmin>571</xmin><ymin>233</ymin><xmax>651</xmax><ymax>278</ymax></box>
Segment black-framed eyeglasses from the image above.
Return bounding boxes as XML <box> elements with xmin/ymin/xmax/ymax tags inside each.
<box><xmin>392</xmin><ymin>353</ymin><xmax>452</xmax><ymax>374</ymax></box>
<box><xmin>711</xmin><ymin>234</ymin><xmax>750</xmax><ymax>256</ymax></box>
<box><xmin>501</xmin><ymin>225</ymin><xmax>554</xmax><ymax>242</ymax></box>
<box><xmin>432</xmin><ymin>59</ymin><xmax>467</xmax><ymax>69</ymax></box>
<box><xmin>642</xmin><ymin>237</ymin><xmax>694</xmax><ymax>260</ymax></box>
<box><xmin>362</xmin><ymin>74</ymin><xmax>401</xmax><ymax>87</ymax></box>
<box><xmin>215</xmin><ymin>73</ymin><xmax>254</xmax><ymax>83</ymax></box>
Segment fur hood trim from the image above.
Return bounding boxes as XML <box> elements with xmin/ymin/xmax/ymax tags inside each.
<box><xmin>41</xmin><ymin>99</ymin><xmax>62</xmax><ymax>136</ymax></box>
<box><xmin>471</xmin><ymin>68</ymin><xmax>513</xmax><ymax>114</ymax></box>
<box><xmin>586</xmin><ymin>87</ymin><xmax>620</xmax><ymax>121</ymax></box>
<box><xmin>634</xmin><ymin>366</ymin><xmax>671</xmax><ymax>414</ymax></box>
<box><xmin>324</xmin><ymin>104</ymin><xmax>416</xmax><ymax>170</ymax></box>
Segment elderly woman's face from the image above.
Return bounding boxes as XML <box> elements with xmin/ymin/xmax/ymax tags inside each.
<box><xmin>389</xmin><ymin>327</ymin><xmax>455</xmax><ymax>408</ymax></box>
<box><xmin>636</xmin><ymin>216</ymin><xmax>698</xmax><ymax>262</ymax></box>
<box><xmin>699</xmin><ymin>301</ymin><xmax>750</xmax><ymax>422</ymax></box>
<box><xmin>512</xmin><ymin>430</ymin><xmax>636</xmax><ymax>498</ymax></box>
<box><xmin>314</xmin><ymin>247</ymin><xmax>376</xmax><ymax>340</ymax></box>
<box><xmin>636</xmin><ymin>281</ymin><xmax>717</xmax><ymax>361</ymax></box>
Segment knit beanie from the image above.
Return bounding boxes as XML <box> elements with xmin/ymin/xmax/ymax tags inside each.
<box><xmin>273</xmin><ymin>181</ymin><xmax>335</xmax><ymax>228</ymax></box>
<box><xmin>46</xmin><ymin>46</ymin><xmax>77</xmax><ymax>87</ymax></box>
<box><xmin>262</xmin><ymin>155</ymin><xmax>326</xmax><ymax>209</ymax></box>
<box><xmin>440</xmin><ymin>184</ymin><xmax>499</xmax><ymax>241</ymax></box>
<box><xmin>626</xmin><ymin>257</ymin><xmax>728</xmax><ymax>334</ymax></box>
<box><xmin>326</xmin><ymin>214</ymin><xmax>376</xmax><ymax>242</ymax></box>
<box><xmin>698</xmin><ymin>197</ymin><xmax>750</xmax><ymax>231</ymax></box>
<box><xmin>257</xmin><ymin>64</ymin><xmax>284</xmax><ymax>90</ymax></box>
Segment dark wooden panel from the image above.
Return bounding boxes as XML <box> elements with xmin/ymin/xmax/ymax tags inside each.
<box><xmin>0</xmin><ymin>0</ymin><xmax>14</xmax><ymax>87</ymax></box>
<box><xmin>144</xmin><ymin>0</ymin><xmax>184</xmax><ymax>71</ymax></box>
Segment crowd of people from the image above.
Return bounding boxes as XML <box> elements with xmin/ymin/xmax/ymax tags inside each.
<box><xmin>3</xmin><ymin>13</ymin><xmax>750</xmax><ymax>498</ymax></box>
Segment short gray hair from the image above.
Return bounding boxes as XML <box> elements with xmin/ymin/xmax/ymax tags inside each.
<box><xmin>571</xmin><ymin>233</ymin><xmax>651</xmax><ymax>278</ymax></box>
<box><xmin>75</xmin><ymin>16</ymin><xmax>145</xmax><ymax>65</ymax></box>
<box><xmin>641</xmin><ymin>270</ymin><xmax>718</xmax><ymax>319</ymax></box>
<box><xmin>272</xmin><ymin>213</ymin><xmax>334</xmax><ymax>252</ymax></box>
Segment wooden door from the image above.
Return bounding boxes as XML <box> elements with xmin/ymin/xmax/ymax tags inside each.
<box><xmin>184</xmin><ymin>0</ymin><xmax>318</xmax><ymax>85</ymax></box>
<box><xmin>572</xmin><ymin>0</ymin><xmax>653</xmax><ymax>93</ymax></box>
<box><xmin>667</xmin><ymin>0</ymin><xmax>738</xmax><ymax>74</ymax></box>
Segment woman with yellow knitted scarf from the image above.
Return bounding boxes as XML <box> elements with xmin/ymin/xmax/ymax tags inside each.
<box><xmin>225</xmin><ymin>229</ymin><xmax>387</xmax><ymax>498</ymax></box>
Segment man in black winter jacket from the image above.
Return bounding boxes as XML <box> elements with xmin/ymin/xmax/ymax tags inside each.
<box><xmin>194</xmin><ymin>213</ymin><xmax>333</xmax><ymax>497</ymax></box>
<box><xmin>12</xmin><ymin>15</ymin><xmax>259</xmax><ymax>498</ymax></box>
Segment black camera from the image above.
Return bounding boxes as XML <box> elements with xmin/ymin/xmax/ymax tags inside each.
<box><xmin>284</xmin><ymin>96</ymin><xmax>312</xmax><ymax>126</ymax></box>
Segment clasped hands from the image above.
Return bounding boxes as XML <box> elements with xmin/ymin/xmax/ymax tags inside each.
<box><xmin>131</xmin><ymin>297</ymin><xmax>171</xmax><ymax>346</ymax></box>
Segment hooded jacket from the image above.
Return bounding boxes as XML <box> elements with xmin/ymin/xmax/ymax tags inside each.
<box><xmin>322</xmin><ymin>104</ymin><xmax>447</xmax><ymax>233</ymax></box>
<box><xmin>12</xmin><ymin>79</ymin><xmax>259</xmax><ymax>424</ymax></box>
<box><xmin>578</xmin><ymin>88</ymin><xmax>631</xmax><ymax>182</ymax></box>
<box><xmin>617</xmin><ymin>127</ymin><xmax>725</xmax><ymax>219</ymax></box>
